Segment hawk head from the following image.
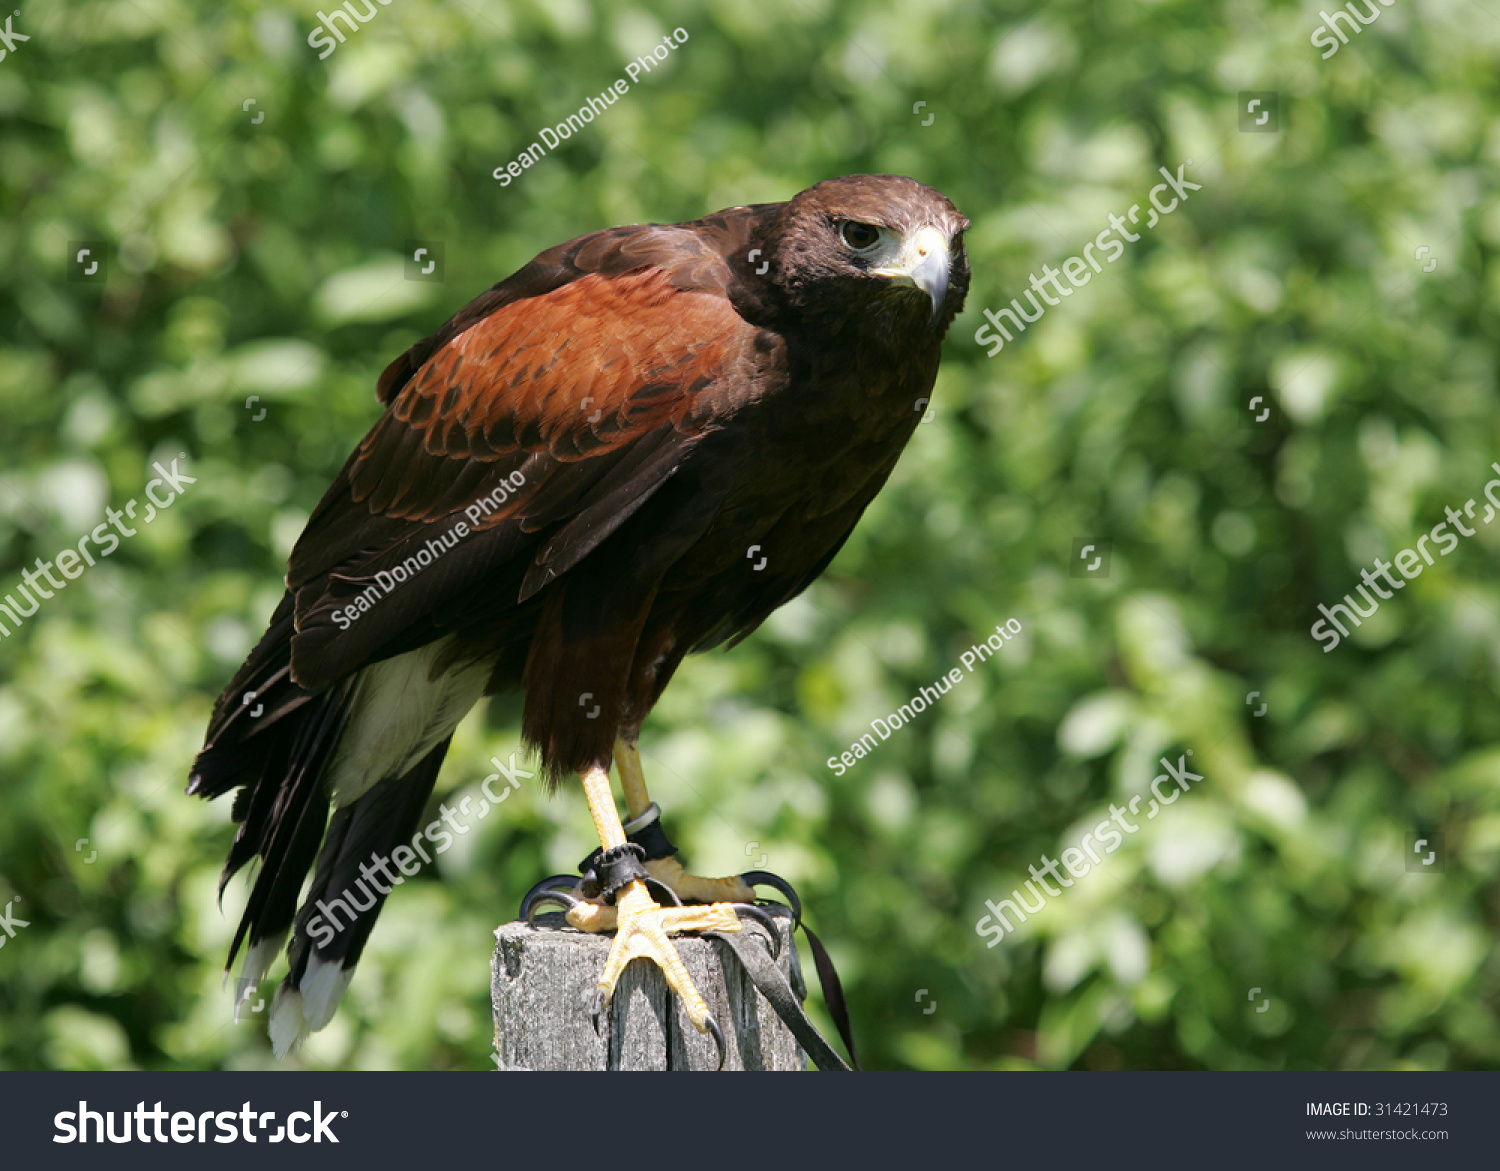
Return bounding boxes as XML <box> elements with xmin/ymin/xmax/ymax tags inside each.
<box><xmin>761</xmin><ymin>173</ymin><xmax>971</xmax><ymax>337</ymax></box>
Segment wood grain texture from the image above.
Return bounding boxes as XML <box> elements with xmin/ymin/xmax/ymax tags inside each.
<box><xmin>492</xmin><ymin>910</ymin><xmax>806</xmax><ymax>1071</ymax></box>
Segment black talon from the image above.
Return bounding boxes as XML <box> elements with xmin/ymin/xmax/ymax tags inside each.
<box><xmin>740</xmin><ymin>870</ymin><xmax>801</xmax><ymax>928</ymax></box>
<box><xmin>589</xmin><ymin>987</ymin><xmax>607</xmax><ymax>1037</ymax></box>
<box><xmin>706</xmin><ymin>1015</ymin><xmax>726</xmax><ymax>1071</ymax></box>
<box><xmin>644</xmin><ymin>878</ymin><xmax>682</xmax><ymax>907</ymax></box>
<box><xmin>521</xmin><ymin>875</ymin><xmax>582</xmax><ymax>923</ymax></box>
<box><xmin>734</xmin><ymin>903</ymin><xmax>782</xmax><ymax>960</ymax></box>
<box><xmin>525</xmin><ymin>889</ymin><xmax>581</xmax><ymax>926</ymax></box>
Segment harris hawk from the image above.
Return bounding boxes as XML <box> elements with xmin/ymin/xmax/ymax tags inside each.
<box><xmin>189</xmin><ymin>173</ymin><xmax>970</xmax><ymax>1060</ymax></box>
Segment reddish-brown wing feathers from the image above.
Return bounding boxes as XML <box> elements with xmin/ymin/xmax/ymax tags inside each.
<box><xmin>283</xmin><ymin>258</ymin><xmax>773</xmax><ymax>691</ymax></box>
<box><xmin>360</xmin><ymin>269</ymin><xmax>737</xmax><ymax>498</ymax></box>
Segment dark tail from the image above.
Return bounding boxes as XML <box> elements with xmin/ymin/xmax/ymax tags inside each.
<box><xmin>267</xmin><ymin>737</ymin><xmax>449</xmax><ymax>1056</ymax></box>
<box><xmin>188</xmin><ymin>591</ymin><xmax>452</xmax><ymax>1057</ymax></box>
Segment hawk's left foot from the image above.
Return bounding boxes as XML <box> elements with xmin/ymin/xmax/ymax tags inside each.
<box><xmin>620</xmin><ymin>799</ymin><xmax>802</xmax><ymax>923</ymax></box>
<box><xmin>642</xmin><ymin>856</ymin><xmax>801</xmax><ymax>928</ymax></box>
<box><xmin>519</xmin><ymin>864</ymin><xmax>791</xmax><ymax>962</ymax></box>
<box><xmin>518</xmin><ymin>802</ymin><xmax>801</xmax><ymax>927</ymax></box>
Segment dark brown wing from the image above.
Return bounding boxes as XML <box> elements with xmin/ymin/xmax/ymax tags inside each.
<box><xmin>281</xmin><ymin>217</ymin><xmax>784</xmax><ymax>693</ymax></box>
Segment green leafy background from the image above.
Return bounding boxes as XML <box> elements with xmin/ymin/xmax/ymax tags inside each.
<box><xmin>2</xmin><ymin>0</ymin><xmax>1498</xmax><ymax>1070</ymax></box>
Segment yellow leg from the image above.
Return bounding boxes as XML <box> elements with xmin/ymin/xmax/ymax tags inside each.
<box><xmin>615</xmin><ymin>735</ymin><xmax>652</xmax><ymax>822</ymax></box>
<box><xmin>612</xmin><ymin>738</ymin><xmax>757</xmax><ymax>904</ymax></box>
<box><xmin>565</xmin><ymin>763</ymin><xmax>740</xmax><ymax>1037</ymax></box>
<box><xmin>581</xmin><ymin>759</ymin><xmax>626</xmax><ymax>851</ymax></box>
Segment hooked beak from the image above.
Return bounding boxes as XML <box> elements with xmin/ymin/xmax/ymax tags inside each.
<box><xmin>873</xmin><ymin>225</ymin><xmax>951</xmax><ymax>326</ymax></box>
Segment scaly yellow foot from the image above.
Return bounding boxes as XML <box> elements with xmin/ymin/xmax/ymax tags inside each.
<box><xmin>644</xmin><ymin>856</ymin><xmax>755</xmax><ymax>905</ymax></box>
<box><xmin>610</xmin><ymin>740</ymin><xmax>802</xmax><ymax>922</ymax></box>
<box><xmin>642</xmin><ymin>855</ymin><xmax>803</xmax><ymax>927</ymax></box>
<box><xmin>519</xmin><ymin>755</ymin><xmax>801</xmax><ymax>1066</ymax></box>
<box><xmin>564</xmin><ymin>878</ymin><xmax>741</xmax><ymax>1062</ymax></box>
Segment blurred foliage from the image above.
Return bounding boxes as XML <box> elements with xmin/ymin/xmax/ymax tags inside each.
<box><xmin>2</xmin><ymin>0</ymin><xmax>1499</xmax><ymax>1071</ymax></box>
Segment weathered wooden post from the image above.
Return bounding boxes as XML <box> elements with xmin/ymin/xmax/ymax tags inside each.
<box><xmin>492</xmin><ymin>908</ymin><xmax>806</xmax><ymax>1070</ymax></box>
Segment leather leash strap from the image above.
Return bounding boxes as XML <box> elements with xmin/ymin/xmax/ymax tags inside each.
<box><xmin>706</xmin><ymin>920</ymin><xmax>859</xmax><ymax>1071</ymax></box>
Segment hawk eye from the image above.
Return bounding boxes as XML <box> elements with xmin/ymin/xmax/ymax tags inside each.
<box><xmin>838</xmin><ymin>221</ymin><xmax>882</xmax><ymax>251</ymax></box>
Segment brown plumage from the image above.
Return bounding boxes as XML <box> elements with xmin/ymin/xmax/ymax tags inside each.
<box><xmin>189</xmin><ymin>174</ymin><xmax>970</xmax><ymax>1050</ymax></box>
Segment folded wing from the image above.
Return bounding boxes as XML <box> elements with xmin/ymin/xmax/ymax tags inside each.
<box><xmin>279</xmin><ymin>225</ymin><xmax>778</xmax><ymax>696</ymax></box>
